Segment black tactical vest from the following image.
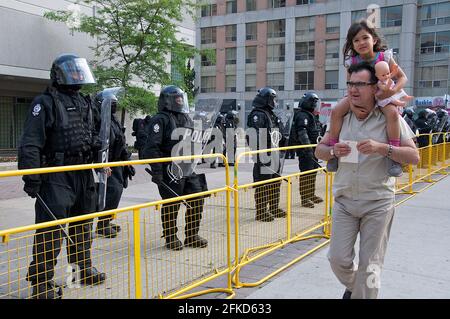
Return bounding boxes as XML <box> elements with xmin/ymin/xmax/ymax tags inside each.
<box><xmin>45</xmin><ymin>88</ymin><xmax>94</xmax><ymax>162</ymax></box>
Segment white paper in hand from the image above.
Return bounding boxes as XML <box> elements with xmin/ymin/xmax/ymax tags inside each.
<box><xmin>339</xmin><ymin>140</ymin><xmax>358</xmax><ymax>163</ymax></box>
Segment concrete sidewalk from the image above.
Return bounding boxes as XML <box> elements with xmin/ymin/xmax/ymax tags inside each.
<box><xmin>243</xmin><ymin>172</ymin><xmax>450</xmax><ymax>299</ymax></box>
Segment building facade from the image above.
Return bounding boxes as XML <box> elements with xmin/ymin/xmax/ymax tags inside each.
<box><xmin>195</xmin><ymin>0</ymin><xmax>450</xmax><ymax>126</ymax></box>
<box><xmin>0</xmin><ymin>0</ymin><xmax>195</xmax><ymax>153</ymax></box>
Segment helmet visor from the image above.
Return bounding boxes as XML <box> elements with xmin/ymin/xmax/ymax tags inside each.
<box><xmin>169</xmin><ymin>92</ymin><xmax>189</xmax><ymax>113</ymax></box>
<box><xmin>58</xmin><ymin>58</ymin><xmax>96</xmax><ymax>85</ymax></box>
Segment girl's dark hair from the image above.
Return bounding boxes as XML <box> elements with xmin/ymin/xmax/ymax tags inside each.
<box><xmin>342</xmin><ymin>19</ymin><xmax>388</xmax><ymax>65</ymax></box>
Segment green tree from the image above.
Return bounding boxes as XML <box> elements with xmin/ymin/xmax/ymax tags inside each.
<box><xmin>45</xmin><ymin>0</ymin><xmax>197</xmax><ymax>123</ymax></box>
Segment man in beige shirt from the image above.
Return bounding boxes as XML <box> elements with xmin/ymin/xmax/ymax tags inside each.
<box><xmin>315</xmin><ymin>62</ymin><xmax>419</xmax><ymax>299</ymax></box>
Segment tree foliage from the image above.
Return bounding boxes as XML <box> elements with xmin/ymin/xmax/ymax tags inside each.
<box><xmin>45</xmin><ymin>0</ymin><xmax>197</xmax><ymax>117</ymax></box>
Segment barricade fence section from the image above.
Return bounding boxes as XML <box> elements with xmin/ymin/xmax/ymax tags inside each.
<box><xmin>395</xmin><ymin>133</ymin><xmax>449</xmax><ymax>201</ymax></box>
<box><xmin>0</xmin><ymin>154</ymin><xmax>233</xmax><ymax>299</ymax></box>
<box><xmin>141</xmin><ymin>189</ymin><xmax>231</xmax><ymax>299</ymax></box>
<box><xmin>232</xmin><ymin>145</ymin><xmax>332</xmax><ymax>288</ymax></box>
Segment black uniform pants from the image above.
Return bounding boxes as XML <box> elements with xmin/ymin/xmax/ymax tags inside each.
<box><xmin>157</xmin><ymin>173</ymin><xmax>206</xmax><ymax>239</ymax></box>
<box><xmin>98</xmin><ymin>166</ymin><xmax>124</xmax><ymax>223</ymax></box>
<box><xmin>298</xmin><ymin>150</ymin><xmax>319</xmax><ymax>203</ymax></box>
<box><xmin>253</xmin><ymin>163</ymin><xmax>281</xmax><ymax>215</ymax></box>
<box><xmin>27</xmin><ymin>170</ymin><xmax>96</xmax><ymax>284</ymax></box>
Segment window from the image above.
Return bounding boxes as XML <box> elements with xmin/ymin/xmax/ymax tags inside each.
<box><xmin>226</xmin><ymin>0</ymin><xmax>237</xmax><ymax>14</ymax></box>
<box><xmin>226</xmin><ymin>48</ymin><xmax>237</xmax><ymax>65</ymax></box>
<box><xmin>351</xmin><ymin>9</ymin><xmax>366</xmax><ymax>23</ymax></box>
<box><xmin>417</xmin><ymin>65</ymin><xmax>448</xmax><ymax>88</ymax></box>
<box><xmin>246</xmin><ymin>46</ymin><xmax>257</xmax><ymax>64</ymax></box>
<box><xmin>420</xmin><ymin>31</ymin><xmax>450</xmax><ymax>54</ymax></box>
<box><xmin>436</xmin><ymin>31</ymin><xmax>450</xmax><ymax>53</ymax></box>
<box><xmin>267</xmin><ymin>44</ymin><xmax>285</xmax><ymax>62</ymax></box>
<box><xmin>295</xmin><ymin>71</ymin><xmax>314</xmax><ymax>90</ymax></box>
<box><xmin>246</xmin><ymin>22</ymin><xmax>257</xmax><ymax>40</ymax></box>
<box><xmin>201</xmin><ymin>52</ymin><xmax>215</xmax><ymax>66</ymax></box>
<box><xmin>326</xmin><ymin>13</ymin><xmax>340</xmax><ymax>33</ymax></box>
<box><xmin>419</xmin><ymin>2</ymin><xmax>450</xmax><ymax>26</ymax></box>
<box><xmin>201</xmin><ymin>4</ymin><xmax>217</xmax><ymax>17</ymax></box>
<box><xmin>267</xmin><ymin>19</ymin><xmax>285</xmax><ymax>38</ymax></box>
<box><xmin>384</xmin><ymin>34</ymin><xmax>400</xmax><ymax>55</ymax></box>
<box><xmin>246</xmin><ymin>0</ymin><xmax>256</xmax><ymax>11</ymax></box>
<box><xmin>381</xmin><ymin>6</ymin><xmax>402</xmax><ymax>27</ymax></box>
<box><xmin>297</xmin><ymin>0</ymin><xmax>314</xmax><ymax>4</ymax></box>
<box><xmin>226</xmin><ymin>75</ymin><xmax>236</xmax><ymax>92</ymax></box>
<box><xmin>226</xmin><ymin>25</ymin><xmax>237</xmax><ymax>42</ymax></box>
<box><xmin>269</xmin><ymin>0</ymin><xmax>285</xmax><ymax>8</ymax></box>
<box><xmin>267</xmin><ymin>73</ymin><xmax>284</xmax><ymax>91</ymax></box>
<box><xmin>296</xmin><ymin>16</ymin><xmax>315</xmax><ymax>36</ymax></box>
<box><xmin>201</xmin><ymin>27</ymin><xmax>216</xmax><ymax>44</ymax></box>
<box><xmin>326</xmin><ymin>40</ymin><xmax>339</xmax><ymax>59</ymax></box>
<box><xmin>246</xmin><ymin>74</ymin><xmax>256</xmax><ymax>92</ymax></box>
<box><xmin>295</xmin><ymin>41</ymin><xmax>315</xmax><ymax>60</ymax></box>
<box><xmin>325</xmin><ymin>71</ymin><xmax>338</xmax><ymax>89</ymax></box>
<box><xmin>201</xmin><ymin>76</ymin><xmax>216</xmax><ymax>93</ymax></box>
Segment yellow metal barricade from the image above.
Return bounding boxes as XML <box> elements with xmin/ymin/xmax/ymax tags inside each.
<box><xmin>231</xmin><ymin>145</ymin><xmax>331</xmax><ymax>288</ymax></box>
<box><xmin>395</xmin><ymin>133</ymin><xmax>449</xmax><ymax>205</ymax></box>
<box><xmin>0</xmin><ymin>154</ymin><xmax>234</xmax><ymax>299</ymax></box>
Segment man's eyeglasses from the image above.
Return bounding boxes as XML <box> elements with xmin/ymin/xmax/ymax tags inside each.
<box><xmin>346</xmin><ymin>81</ymin><xmax>376</xmax><ymax>89</ymax></box>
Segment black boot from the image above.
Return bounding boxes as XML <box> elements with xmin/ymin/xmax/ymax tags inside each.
<box><xmin>165</xmin><ymin>235</ymin><xmax>183</xmax><ymax>251</ymax></box>
<box><xmin>184</xmin><ymin>234</ymin><xmax>208</xmax><ymax>248</ymax></box>
<box><xmin>301</xmin><ymin>200</ymin><xmax>315</xmax><ymax>208</ymax></box>
<box><xmin>96</xmin><ymin>219</ymin><xmax>119</xmax><ymax>239</ymax></box>
<box><xmin>271</xmin><ymin>208</ymin><xmax>287</xmax><ymax>218</ymax></box>
<box><xmin>31</xmin><ymin>281</ymin><xmax>63</xmax><ymax>299</ymax></box>
<box><xmin>79</xmin><ymin>266</ymin><xmax>106</xmax><ymax>286</ymax></box>
<box><xmin>312</xmin><ymin>195</ymin><xmax>323</xmax><ymax>204</ymax></box>
<box><xmin>255</xmin><ymin>211</ymin><xmax>275</xmax><ymax>222</ymax></box>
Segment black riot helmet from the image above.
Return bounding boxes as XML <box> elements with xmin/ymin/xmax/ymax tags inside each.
<box><xmin>299</xmin><ymin>92</ymin><xmax>319</xmax><ymax>112</ymax></box>
<box><xmin>50</xmin><ymin>54</ymin><xmax>96</xmax><ymax>88</ymax></box>
<box><xmin>437</xmin><ymin>108</ymin><xmax>448</xmax><ymax>119</ymax></box>
<box><xmin>94</xmin><ymin>87</ymin><xmax>124</xmax><ymax>114</ymax></box>
<box><xmin>158</xmin><ymin>85</ymin><xmax>189</xmax><ymax>113</ymax></box>
<box><xmin>403</xmin><ymin>108</ymin><xmax>414</xmax><ymax>119</ymax></box>
<box><xmin>252</xmin><ymin>87</ymin><xmax>278</xmax><ymax>109</ymax></box>
<box><xmin>418</xmin><ymin>109</ymin><xmax>428</xmax><ymax>119</ymax></box>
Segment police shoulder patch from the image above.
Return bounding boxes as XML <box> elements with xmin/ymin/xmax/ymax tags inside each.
<box><xmin>253</xmin><ymin>115</ymin><xmax>258</xmax><ymax>123</ymax></box>
<box><xmin>304</xmin><ymin>119</ymin><xmax>308</xmax><ymax>126</ymax></box>
<box><xmin>153</xmin><ymin>123</ymin><xmax>160</xmax><ymax>133</ymax></box>
<box><xmin>32</xmin><ymin>104</ymin><xmax>41</xmax><ymax>117</ymax></box>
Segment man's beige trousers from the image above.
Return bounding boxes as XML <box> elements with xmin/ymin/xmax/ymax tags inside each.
<box><xmin>327</xmin><ymin>196</ymin><xmax>395</xmax><ymax>299</ymax></box>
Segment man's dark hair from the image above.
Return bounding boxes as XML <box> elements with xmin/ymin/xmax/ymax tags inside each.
<box><xmin>347</xmin><ymin>62</ymin><xmax>378</xmax><ymax>84</ymax></box>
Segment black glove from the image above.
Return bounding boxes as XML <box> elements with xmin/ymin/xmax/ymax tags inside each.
<box><xmin>123</xmin><ymin>165</ymin><xmax>135</xmax><ymax>181</ymax></box>
<box><xmin>23</xmin><ymin>177</ymin><xmax>41</xmax><ymax>198</ymax></box>
<box><xmin>151</xmin><ymin>173</ymin><xmax>163</xmax><ymax>186</ymax></box>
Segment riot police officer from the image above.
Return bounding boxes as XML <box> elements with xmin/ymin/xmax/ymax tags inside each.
<box><xmin>142</xmin><ymin>85</ymin><xmax>208</xmax><ymax>251</ymax></box>
<box><xmin>132</xmin><ymin>115</ymin><xmax>152</xmax><ymax>159</ymax></box>
<box><xmin>247</xmin><ymin>87</ymin><xmax>287</xmax><ymax>222</ymax></box>
<box><xmin>93</xmin><ymin>89</ymin><xmax>135</xmax><ymax>238</ymax></box>
<box><xmin>223</xmin><ymin>110</ymin><xmax>239</xmax><ymax>166</ymax></box>
<box><xmin>292</xmin><ymin>92</ymin><xmax>323</xmax><ymax>208</ymax></box>
<box><xmin>18</xmin><ymin>54</ymin><xmax>106</xmax><ymax>299</ymax></box>
<box><xmin>402</xmin><ymin>108</ymin><xmax>416</xmax><ymax>133</ymax></box>
<box><xmin>433</xmin><ymin>109</ymin><xmax>449</xmax><ymax>144</ymax></box>
<box><xmin>209</xmin><ymin>113</ymin><xmax>225</xmax><ymax>168</ymax></box>
<box><xmin>415</xmin><ymin>109</ymin><xmax>434</xmax><ymax>148</ymax></box>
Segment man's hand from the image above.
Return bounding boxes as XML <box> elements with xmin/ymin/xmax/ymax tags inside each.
<box><xmin>332</xmin><ymin>142</ymin><xmax>352</xmax><ymax>158</ymax></box>
<box><xmin>357</xmin><ymin>139</ymin><xmax>383</xmax><ymax>155</ymax></box>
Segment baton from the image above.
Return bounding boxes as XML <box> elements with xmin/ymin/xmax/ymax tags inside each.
<box><xmin>36</xmin><ymin>194</ymin><xmax>74</xmax><ymax>245</ymax></box>
<box><xmin>145</xmin><ymin>168</ymin><xmax>193</xmax><ymax>209</ymax></box>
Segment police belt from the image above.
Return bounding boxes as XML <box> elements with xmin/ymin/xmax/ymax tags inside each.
<box><xmin>45</xmin><ymin>151</ymin><xmax>93</xmax><ymax>166</ymax></box>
